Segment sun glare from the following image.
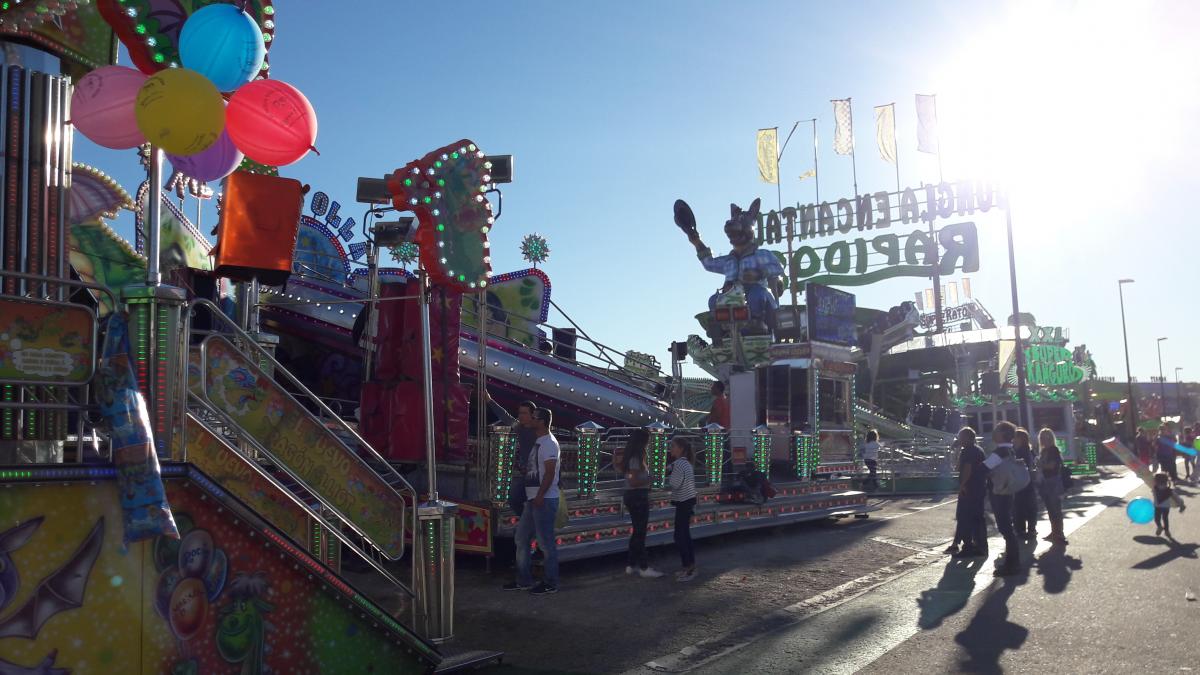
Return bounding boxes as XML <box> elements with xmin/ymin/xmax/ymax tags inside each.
<box><xmin>930</xmin><ymin>1</ymin><xmax>1195</xmax><ymax>226</ymax></box>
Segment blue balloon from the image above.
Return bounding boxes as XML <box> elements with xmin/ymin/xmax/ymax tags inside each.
<box><xmin>179</xmin><ymin>4</ymin><xmax>266</xmax><ymax>92</ymax></box>
<box><xmin>1126</xmin><ymin>497</ymin><xmax>1155</xmax><ymax>524</ymax></box>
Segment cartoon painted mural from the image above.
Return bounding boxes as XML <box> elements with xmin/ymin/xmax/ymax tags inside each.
<box><xmin>0</xmin><ymin>298</ymin><xmax>95</xmax><ymax>384</ymax></box>
<box><xmin>201</xmin><ymin>336</ymin><xmax>406</xmax><ymax>559</ymax></box>
<box><xmin>460</xmin><ymin>269</ymin><xmax>550</xmax><ymax>349</ymax></box>
<box><xmin>0</xmin><ymin>478</ymin><xmax>433</xmax><ymax>674</ymax></box>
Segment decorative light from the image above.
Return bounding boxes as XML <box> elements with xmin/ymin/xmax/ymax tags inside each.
<box><xmin>703</xmin><ymin>423</ymin><xmax>726</xmax><ymax>485</ymax></box>
<box><xmin>389</xmin><ymin>241</ymin><xmax>419</xmax><ymax>266</ymax></box>
<box><xmin>520</xmin><ymin>233</ymin><xmax>550</xmax><ymax>266</ymax></box>
<box><xmin>490</xmin><ymin>425</ymin><xmax>516</xmax><ymax>502</ymax></box>
<box><xmin>575</xmin><ymin>421</ymin><xmax>604</xmax><ymax>498</ymax></box>
<box><xmin>752</xmin><ymin>425</ymin><xmax>772</xmax><ymax>474</ymax></box>
<box><xmin>646</xmin><ymin>421</ymin><xmax>671</xmax><ymax>489</ymax></box>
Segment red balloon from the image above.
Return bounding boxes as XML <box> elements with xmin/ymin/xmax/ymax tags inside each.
<box><xmin>226</xmin><ymin>80</ymin><xmax>317</xmax><ymax>166</ymax></box>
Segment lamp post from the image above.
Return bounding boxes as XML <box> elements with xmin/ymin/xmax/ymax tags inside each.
<box><xmin>1156</xmin><ymin>337</ymin><xmax>1168</xmax><ymax>421</ymax></box>
<box><xmin>1117</xmin><ymin>279</ymin><xmax>1137</xmax><ymax>439</ymax></box>
<box><xmin>1175</xmin><ymin>367</ymin><xmax>1183</xmax><ymax>423</ymax></box>
<box><xmin>1005</xmin><ymin>200</ymin><xmax>1030</xmax><ymax>429</ymax></box>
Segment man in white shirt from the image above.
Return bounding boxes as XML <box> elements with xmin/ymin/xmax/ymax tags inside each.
<box><xmin>503</xmin><ymin>407</ymin><xmax>561</xmax><ymax>595</ymax></box>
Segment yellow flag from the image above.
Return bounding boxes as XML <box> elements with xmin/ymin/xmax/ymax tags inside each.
<box><xmin>798</xmin><ymin>169</ymin><xmax>816</xmax><ymax>181</ymax></box>
<box><xmin>756</xmin><ymin>128</ymin><xmax>779</xmax><ymax>184</ymax></box>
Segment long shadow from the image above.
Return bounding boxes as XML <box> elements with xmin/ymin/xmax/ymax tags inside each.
<box><xmin>917</xmin><ymin>557</ymin><xmax>984</xmax><ymax>629</ymax></box>
<box><xmin>953</xmin><ymin>574</ymin><xmax>1030</xmax><ymax>674</ymax></box>
<box><xmin>1131</xmin><ymin>537</ymin><xmax>1199</xmax><ymax>570</ymax></box>
<box><xmin>1033</xmin><ymin>543</ymin><xmax>1081</xmax><ymax>594</ymax></box>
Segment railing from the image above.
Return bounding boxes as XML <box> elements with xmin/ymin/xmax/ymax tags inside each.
<box><xmin>179</xmin><ymin>300</ymin><xmax>420</xmax><ymax>613</ymax></box>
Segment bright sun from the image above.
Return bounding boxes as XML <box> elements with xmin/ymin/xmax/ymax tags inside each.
<box><xmin>929</xmin><ymin>1</ymin><xmax>1197</xmax><ymax>228</ymax></box>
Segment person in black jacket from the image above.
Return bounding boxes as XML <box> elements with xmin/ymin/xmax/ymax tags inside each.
<box><xmin>1011</xmin><ymin>428</ymin><xmax>1039</xmax><ymax>541</ymax></box>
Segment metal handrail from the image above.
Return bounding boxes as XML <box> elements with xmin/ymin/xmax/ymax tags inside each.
<box><xmin>185</xmin><ymin>400</ymin><xmax>413</xmax><ymax>598</ymax></box>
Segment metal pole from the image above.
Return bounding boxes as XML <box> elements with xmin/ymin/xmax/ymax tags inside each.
<box><xmin>1157</xmin><ymin>337</ymin><xmax>1167</xmax><ymax>419</ymax></box>
<box><xmin>777</xmin><ymin>121</ymin><xmax>801</xmax><ymax>312</ymax></box>
<box><xmin>1118</xmin><ymin>280</ymin><xmax>1137</xmax><ymax>439</ymax></box>
<box><xmin>1004</xmin><ymin>202</ymin><xmax>1029</xmax><ymax>430</ymax></box>
<box><xmin>476</xmin><ymin>289</ymin><xmax>489</xmax><ymax>492</ymax></box>
<box><xmin>419</xmin><ymin>268</ymin><xmax>438</xmax><ymax>500</ymax></box>
<box><xmin>811</xmin><ymin>118</ymin><xmax>820</xmax><ymax>204</ymax></box>
<box><xmin>146</xmin><ymin>146</ymin><xmax>163</xmax><ymax>286</ymax></box>
<box><xmin>1176</xmin><ymin>367</ymin><xmax>1183</xmax><ymax>423</ymax></box>
<box><xmin>848</xmin><ymin>100</ymin><xmax>859</xmax><ymax>198</ymax></box>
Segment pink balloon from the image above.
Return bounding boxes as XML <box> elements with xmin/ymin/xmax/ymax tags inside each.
<box><xmin>167</xmin><ymin>129</ymin><xmax>243</xmax><ymax>182</ymax></box>
<box><xmin>70</xmin><ymin>66</ymin><xmax>147</xmax><ymax>149</ymax></box>
<box><xmin>226</xmin><ymin>79</ymin><xmax>318</xmax><ymax>166</ymax></box>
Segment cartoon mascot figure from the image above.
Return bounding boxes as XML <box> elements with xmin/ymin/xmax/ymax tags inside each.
<box><xmin>674</xmin><ymin>197</ymin><xmax>784</xmax><ymax>344</ymax></box>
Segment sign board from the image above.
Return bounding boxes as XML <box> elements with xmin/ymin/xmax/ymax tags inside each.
<box><xmin>806</xmin><ymin>284</ymin><xmax>856</xmax><ymax>346</ymax></box>
<box><xmin>0</xmin><ymin>297</ymin><xmax>96</xmax><ymax>384</ymax></box>
<box><xmin>920</xmin><ymin>302</ymin><xmax>979</xmax><ymax>329</ymax></box>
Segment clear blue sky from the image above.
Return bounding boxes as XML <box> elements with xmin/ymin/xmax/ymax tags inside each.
<box><xmin>77</xmin><ymin>1</ymin><xmax>1200</xmax><ymax>384</ymax></box>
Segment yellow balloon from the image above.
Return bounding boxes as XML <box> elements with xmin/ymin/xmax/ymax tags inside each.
<box><xmin>135</xmin><ymin>68</ymin><xmax>225</xmax><ymax>156</ymax></box>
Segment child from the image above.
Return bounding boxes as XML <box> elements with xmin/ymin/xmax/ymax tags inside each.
<box><xmin>667</xmin><ymin>438</ymin><xmax>697</xmax><ymax>582</ymax></box>
<box><xmin>1153</xmin><ymin>472</ymin><xmax>1177</xmax><ymax>538</ymax></box>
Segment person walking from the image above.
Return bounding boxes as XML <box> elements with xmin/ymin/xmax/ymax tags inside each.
<box><xmin>1181</xmin><ymin>423</ymin><xmax>1196</xmax><ymax>483</ymax></box>
<box><xmin>1037</xmin><ymin>428</ymin><xmax>1068</xmax><ymax>545</ymax></box>
<box><xmin>621</xmin><ymin>429</ymin><xmax>663</xmax><ymax>578</ymax></box>
<box><xmin>950</xmin><ymin>427</ymin><xmax>988</xmax><ymax>558</ymax></box>
<box><xmin>861</xmin><ymin>429</ymin><xmax>881</xmax><ymax>491</ymax></box>
<box><xmin>504</xmin><ymin>408</ymin><xmax>562</xmax><ymax>595</ymax></box>
<box><xmin>667</xmin><ymin>438</ymin><xmax>698</xmax><ymax>582</ymax></box>
<box><xmin>1152</xmin><ymin>472</ymin><xmax>1181</xmax><ymax>538</ymax></box>
<box><xmin>986</xmin><ymin>421</ymin><xmax>1028</xmax><ymax>576</ymax></box>
<box><xmin>1156</xmin><ymin>424</ymin><xmax>1179</xmax><ymax>483</ymax></box>
<box><xmin>1011</xmin><ymin>428</ymin><xmax>1040</xmax><ymax>541</ymax></box>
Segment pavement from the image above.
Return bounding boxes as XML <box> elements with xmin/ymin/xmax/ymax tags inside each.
<box><xmin>628</xmin><ymin>467</ymin><xmax>1199</xmax><ymax>674</ymax></box>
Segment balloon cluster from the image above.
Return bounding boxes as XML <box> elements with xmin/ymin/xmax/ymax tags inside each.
<box><xmin>153</xmin><ymin>518</ymin><xmax>228</xmax><ymax>642</ymax></box>
<box><xmin>70</xmin><ymin>4</ymin><xmax>316</xmax><ymax>182</ymax></box>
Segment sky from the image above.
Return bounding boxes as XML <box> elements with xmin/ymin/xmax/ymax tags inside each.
<box><xmin>75</xmin><ymin>0</ymin><xmax>1200</xmax><ymax>384</ymax></box>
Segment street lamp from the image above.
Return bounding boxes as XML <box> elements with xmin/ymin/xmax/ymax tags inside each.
<box><xmin>1117</xmin><ymin>279</ymin><xmax>1137</xmax><ymax>439</ymax></box>
<box><xmin>1156</xmin><ymin>337</ymin><xmax>1168</xmax><ymax>420</ymax></box>
<box><xmin>1175</xmin><ymin>367</ymin><xmax>1183</xmax><ymax>423</ymax></box>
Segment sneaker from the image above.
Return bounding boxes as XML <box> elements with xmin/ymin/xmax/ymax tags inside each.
<box><xmin>676</xmin><ymin>569</ymin><xmax>697</xmax><ymax>583</ymax></box>
<box><xmin>954</xmin><ymin>547</ymin><xmax>986</xmax><ymax>558</ymax></box>
<box><xmin>1042</xmin><ymin>534</ymin><xmax>1055</xmax><ymax>542</ymax></box>
<box><xmin>943</xmin><ymin>544</ymin><xmax>960</xmax><ymax>555</ymax></box>
<box><xmin>625</xmin><ymin>566</ymin><xmax>634</xmax><ymax>576</ymax></box>
<box><xmin>1156</xmin><ymin>526</ymin><xmax>1163</xmax><ymax>536</ymax></box>
<box><xmin>637</xmin><ymin>567</ymin><xmax>665</xmax><ymax>578</ymax></box>
<box><xmin>502</xmin><ymin>581</ymin><xmax>533</xmax><ymax>592</ymax></box>
<box><xmin>994</xmin><ymin>565</ymin><xmax>1021</xmax><ymax>577</ymax></box>
<box><xmin>529</xmin><ymin>582</ymin><xmax>558</xmax><ymax>595</ymax></box>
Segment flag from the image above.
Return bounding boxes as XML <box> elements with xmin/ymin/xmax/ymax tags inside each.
<box><xmin>798</xmin><ymin>169</ymin><xmax>816</xmax><ymax>181</ymax></box>
<box><xmin>874</xmin><ymin>104</ymin><xmax>897</xmax><ymax>164</ymax></box>
<box><xmin>916</xmin><ymin>94</ymin><xmax>939</xmax><ymax>154</ymax></box>
<box><xmin>756</xmin><ymin>128</ymin><xmax>779</xmax><ymax>184</ymax></box>
<box><xmin>832</xmin><ymin>99</ymin><xmax>853</xmax><ymax>155</ymax></box>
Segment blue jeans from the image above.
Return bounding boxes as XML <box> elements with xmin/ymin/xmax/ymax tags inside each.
<box><xmin>990</xmin><ymin>493</ymin><xmax>1020</xmax><ymax>569</ymax></box>
<box><xmin>515</xmin><ymin>498</ymin><xmax>559</xmax><ymax>587</ymax></box>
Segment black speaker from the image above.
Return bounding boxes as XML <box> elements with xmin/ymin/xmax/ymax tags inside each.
<box><xmin>552</xmin><ymin>327</ymin><xmax>576</xmax><ymax>362</ymax></box>
<box><xmin>981</xmin><ymin>371</ymin><xmax>1001</xmax><ymax>395</ymax></box>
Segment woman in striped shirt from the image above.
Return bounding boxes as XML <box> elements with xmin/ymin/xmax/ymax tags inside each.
<box><xmin>668</xmin><ymin>438</ymin><xmax>698</xmax><ymax>582</ymax></box>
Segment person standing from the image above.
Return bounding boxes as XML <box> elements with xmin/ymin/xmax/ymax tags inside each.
<box><xmin>1011</xmin><ymin>428</ymin><xmax>1039</xmax><ymax>541</ymax></box>
<box><xmin>861</xmin><ymin>429</ymin><xmax>881</xmax><ymax>491</ymax></box>
<box><xmin>621</xmin><ymin>429</ymin><xmax>663</xmax><ymax>578</ymax></box>
<box><xmin>950</xmin><ymin>427</ymin><xmax>988</xmax><ymax>558</ymax></box>
<box><xmin>987</xmin><ymin>421</ymin><xmax>1025</xmax><ymax>576</ymax></box>
<box><xmin>1038</xmin><ymin>428</ymin><xmax>1068</xmax><ymax>545</ymax></box>
<box><xmin>708</xmin><ymin>380</ymin><xmax>731</xmax><ymax>429</ymax></box>
<box><xmin>1152</xmin><ymin>472</ymin><xmax>1180</xmax><ymax>538</ymax></box>
<box><xmin>1156</xmin><ymin>424</ymin><xmax>1179</xmax><ymax>483</ymax></box>
<box><xmin>504</xmin><ymin>408</ymin><xmax>561</xmax><ymax>595</ymax></box>
<box><xmin>667</xmin><ymin>438</ymin><xmax>698</xmax><ymax>582</ymax></box>
<box><xmin>499</xmin><ymin>401</ymin><xmax>540</xmax><ymax>514</ymax></box>
<box><xmin>1181</xmin><ymin>424</ymin><xmax>1196</xmax><ymax>483</ymax></box>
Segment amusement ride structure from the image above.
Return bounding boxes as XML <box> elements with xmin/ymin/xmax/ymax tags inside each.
<box><xmin>0</xmin><ymin>4</ymin><xmax>1110</xmax><ymax>674</ymax></box>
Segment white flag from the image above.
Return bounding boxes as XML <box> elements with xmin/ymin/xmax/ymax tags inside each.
<box><xmin>756</xmin><ymin>128</ymin><xmax>779</xmax><ymax>184</ymax></box>
<box><xmin>832</xmin><ymin>99</ymin><xmax>854</xmax><ymax>155</ymax></box>
<box><xmin>874</xmin><ymin>103</ymin><xmax>897</xmax><ymax>164</ymax></box>
<box><xmin>916</xmin><ymin>94</ymin><xmax>939</xmax><ymax>154</ymax></box>
<box><xmin>798</xmin><ymin>169</ymin><xmax>816</xmax><ymax>181</ymax></box>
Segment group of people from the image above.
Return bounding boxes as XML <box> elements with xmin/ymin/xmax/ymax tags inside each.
<box><xmin>1135</xmin><ymin>423</ymin><xmax>1198</xmax><ymax>484</ymax></box>
<box><xmin>500</xmin><ymin>400</ymin><xmax>700</xmax><ymax>595</ymax></box>
<box><xmin>945</xmin><ymin>421</ymin><xmax>1069</xmax><ymax>576</ymax></box>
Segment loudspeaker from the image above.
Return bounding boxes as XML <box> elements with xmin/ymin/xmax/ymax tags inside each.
<box><xmin>981</xmin><ymin>371</ymin><xmax>1001</xmax><ymax>395</ymax></box>
<box><xmin>213</xmin><ymin>172</ymin><xmax>304</xmax><ymax>285</ymax></box>
<box><xmin>552</xmin><ymin>327</ymin><xmax>576</xmax><ymax>362</ymax></box>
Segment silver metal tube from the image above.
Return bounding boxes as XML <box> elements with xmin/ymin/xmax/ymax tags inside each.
<box><xmin>146</xmin><ymin>147</ymin><xmax>163</xmax><ymax>286</ymax></box>
<box><xmin>419</xmin><ymin>269</ymin><xmax>438</xmax><ymax>500</ymax></box>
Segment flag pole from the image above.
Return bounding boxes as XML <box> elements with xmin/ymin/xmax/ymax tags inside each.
<box><xmin>933</xmin><ymin>94</ymin><xmax>944</xmax><ymax>184</ymax></box>
<box><xmin>929</xmin><ymin>94</ymin><xmax>944</xmax><ymax>332</ymax></box>
<box><xmin>848</xmin><ymin>98</ymin><xmax>859</xmax><ymax>196</ymax></box>
<box><xmin>890</xmin><ymin>102</ymin><xmax>901</xmax><ymax>194</ymax></box>
<box><xmin>777</xmin><ymin>121</ymin><xmax>801</xmax><ymax>310</ymax></box>
<box><xmin>811</xmin><ymin>118</ymin><xmax>820</xmax><ymax>204</ymax></box>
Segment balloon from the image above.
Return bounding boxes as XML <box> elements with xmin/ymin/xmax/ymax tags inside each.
<box><xmin>179</xmin><ymin>4</ymin><xmax>266</xmax><ymax>92</ymax></box>
<box><xmin>70</xmin><ymin>66</ymin><xmax>147</xmax><ymax>149</ymax></box>
<box><xmin>177</xmin><ymin>529</ymin><xmax>214</xmax><ymax>578</ymax></box>
<box><xmin>168</xmin><ymin>130</ymin><xmax>244</xmax><ymax>182</ymax></box>
<box><xmin>135</xmin><ymin>68</ymin><xmax>225</xmax><ymax>156</ymax></box>
<box><xmin>154</xmin><ymin>568</ymin><xmax>183</xmax><ymax>620</ymax></box>
<box><xmin>203</xmin><ymin>549</ymin><xmax>228</xmax><ymax>601</ymax></box>
<box><xmin>226</xmin><ymin>80</ymin><xmax>317</xmax><ymax>166</ymax></box>
<box><xmin>169</xmin><ymin>577</ymin><xmax>209</xmax><ymax>640</ymax></box>
<box><xmin>1126</xmin><ymin>497</ymin><xmax>1155</xmax><ymax>524</ymax></box>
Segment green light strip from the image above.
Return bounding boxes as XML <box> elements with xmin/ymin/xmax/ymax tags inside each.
<box><xmin>649</xmin><ymin>433</ymin><xmax>669</xmax><ymax>489</ymax></box>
